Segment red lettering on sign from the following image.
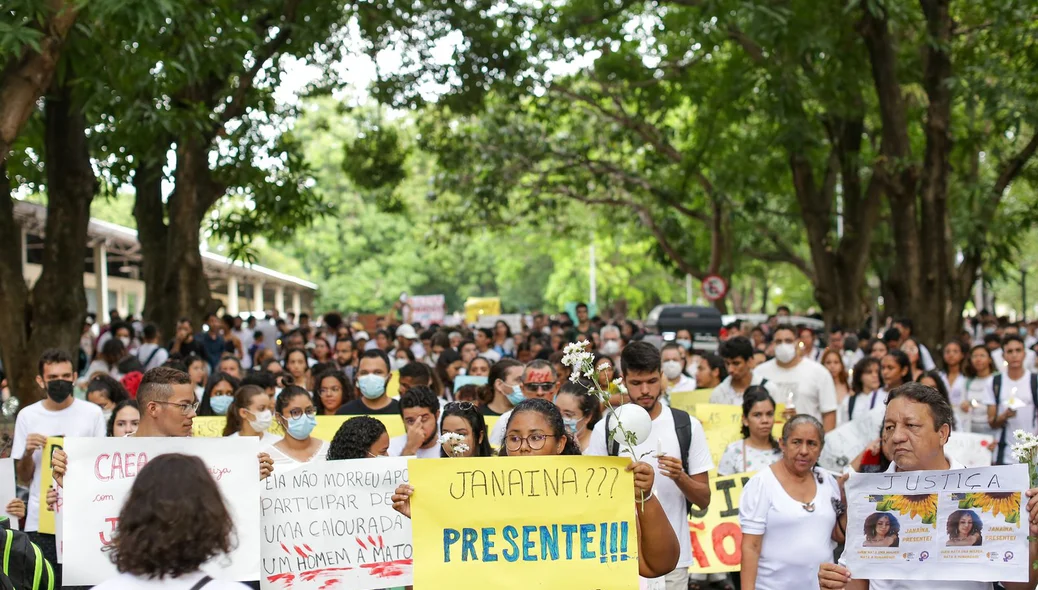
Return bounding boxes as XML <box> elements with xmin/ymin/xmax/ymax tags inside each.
<box><xmin>95</xmin><ymin>452</ymin><xmax>149</xmax><ymax>481</ymax></box>
<box><xmin>688</xmin><ymin>521</ymin><xmax>710</xmax><ymax>567</ymax></box>
<box><xmin>99</xmin><ymin>517</ymin><xmax>118</xmax><ymax>545</ymax></box>
<box><xmin>712</xmin><ymin>521</ymin><xmax>741</xmax><ymax>566</ymax></box>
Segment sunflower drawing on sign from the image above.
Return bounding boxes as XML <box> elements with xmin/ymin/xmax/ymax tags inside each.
<box><xmin>954</xmin><ymin>492</ymin><xmax>1021</xmax><ymax>526</ymax></box>
<box><xmin>868</xmin><ymin>494</ymin><xmax>938</xmax><ymax>526</ymax></box>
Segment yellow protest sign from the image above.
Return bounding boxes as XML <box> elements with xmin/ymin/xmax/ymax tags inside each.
<box><xmin>688</xmin><ymin>472</ymin><xmax>752</xmax><ymax>573</ymax></box>
<box><xmin>38</xmin><ymin>436</ymin><xmax>63</xmax><ymax>534</ymax></box>
<box><xmin>191</xmin><ymin>415</ymin><xmax>500</xmax><ymax>445</ymax></box>
<box><xmin>409</xmin><ymin>455</ymin><xmax>638</xmax><ymax>589</ymax></box>
<box><xmin>668</xmin><ymin>389</ymin><xmax>714</xmax><ymax>413</ymax></box>
<box><xmin>693</xmin><ymin>403</ymin><xmax>785</xmax><ymax>465</ymax></box>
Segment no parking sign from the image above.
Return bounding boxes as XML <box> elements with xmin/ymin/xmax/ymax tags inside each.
<box><xmin>701</xmin><ymin>275</ymin><xmax>727</xmax><ymax>301</ymax></box>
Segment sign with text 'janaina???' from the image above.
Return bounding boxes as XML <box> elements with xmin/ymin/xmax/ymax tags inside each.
<box><xmin>260</xmin><ymin>457</ymin><xmax>413</xmax><ymax>590</ymax></box>
<box><xmin>62</xmin><ymin>437</ymin><xmax>261</xmax><ymax>586</ymax></box>
<box><xmin>409</xmin><ymin>455</ymin><xmax>638</xmax><ymax>590</ymax></box>
<box><xmin>844</xmin><ymin>464</ymin><xmax>1028</xmax><ymax>583</ymax></box>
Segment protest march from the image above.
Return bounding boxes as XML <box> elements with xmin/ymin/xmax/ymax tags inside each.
<box><xmin>2</xmin><ymin>309</ymin><xmax>1038</xmax><ymax>590</ymax></box>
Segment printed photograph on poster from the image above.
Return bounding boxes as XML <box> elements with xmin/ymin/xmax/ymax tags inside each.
<box><xmin>861</xmin><ymin>512</ymin><xmax>900</xmax><ymax>548</ymax></box>
<box><xmin>939</xmin><ymin>491</ymin><xmax>1022</xmax><ymax>563</ymax></box>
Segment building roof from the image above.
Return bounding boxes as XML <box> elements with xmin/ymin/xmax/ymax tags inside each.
<box><xmin>13</xmin><ymin>199</ymin><xmax>316</xmax><ymax>291</ymax></box>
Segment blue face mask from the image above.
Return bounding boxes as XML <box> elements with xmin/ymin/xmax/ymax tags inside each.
<box><xmin>506</xmin><ymin>384</ymin><xmax>525</xmax><ymax>406</ymax></box>
<box><xmin>357</xmin><ymin>374</ymin><xmax>387</xmax><ymax>400</ymax></box>
<box><xmin>563</xmin><ymin>417</ymin><xmax>581</xmax><ymax>435</ymax></box>
<box><xmin>209</xmin><ymin>395</ymin><xmax>233</xmax><ymax>415</ymax></box>
<box><xmin>675</xmin><ymin>338</ymin><xmax>692</xmax><ymax>351</ymax></box>
<box><xmin>285</xmin><ymin>414</ymin><xmax>317</xmax><ymax>440</ymax></box>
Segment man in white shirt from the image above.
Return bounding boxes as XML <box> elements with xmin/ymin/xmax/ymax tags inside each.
<box><xmin>490</xmin><ymin>360</ymin><xmax>557</xmax><ymax>447</ymax></box>
<box><xmin>754</xmin><ymin>325</ymin><xmax>838</xmax><ymax>431</ymax></box>
<box><xmin>135</xmin><ymin>323</ymin><xmax>169</xmax><ymax>372</ymax></box>
<box><xmin>819</xmin><ymin>382</ymin><xmax>1038</xmax><ymax>590</ymax></box>
<box><xmin>711</xmin><ymin>336</ymin><xmax>777</xmax><ymax>405</ymax></box>
<box><xmin>13</xmin><ymin>348</ymin><xmax>106</xmax><ymax>586</ymax></box>
<box><xmin>473</xmin><ymin>328</ymin><xmax>502</xmax><ymax>363</ymax></box>
<box><xmin>586</xmin><ymin>342</ymin><xmax>713</xmax><ymax>590</ymax></box>
<box><xmin>661</xmin><ymin>343</ymin><xmax>696</xmax><ymax>395</ymax></box>
<box><xmin>984</xmin><ymin>334</ymin><xmax>1036</xmax><ymax>464</ymax></box>
<box><xmin>389</xmin><ymin>386</ymin><xmax>442</xmax><ymax>458</ymax></box>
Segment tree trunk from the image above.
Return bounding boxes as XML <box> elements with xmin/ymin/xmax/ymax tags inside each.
<box><xmin>0</xmin><ymin>83</ymin><xmax>95</xmax><ymax>403</ymax></box>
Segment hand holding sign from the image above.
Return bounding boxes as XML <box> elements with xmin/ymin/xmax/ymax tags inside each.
<box><xmin>51</xmin><ymin>448</ymin><xmax>66</xmax><ymax>487</ymax></box>
<box><xmin>392</xmin><ymin>484</ymin><xmax>414</xmax><ymax>518</ymax></box>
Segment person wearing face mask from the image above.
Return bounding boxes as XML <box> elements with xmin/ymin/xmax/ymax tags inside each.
<box><xmin>754</xmin><ymin>325</ymin><xmax>838</xmax><ymax>432</ymax></box>
<box><xmin>224</xmin><ymin>385</ymin><xmax>282</xmax><ymax>444</ymax></box>
<box><xmin>13</xmin><ymin>349</ymin><xmax>106</xmax><ymax>585</ymax></box>
<box><xmin>674</xmin><ymin>329</ymin><xmax>694</xmax><ymax>353</ymax></box>
<box><xmin>196</xmin><ymin>372</ymin><xmax>240</xmax><ymax>416</ymax></box>
<box><xmin>599</xmin><ymin>324</ymin><xmax>624</xmax><ymax>360</ymax></box>
<box><xmin>554</xmin><ymin>380</ymin><xmax>603</xmax><ymax>452</ymax></box>
<box><xmin>480</xmin><ymin>358</ymin><xmax>525</xmax><ymax>416</ymax></box>
<box><xmin>266</xmin><ymin>386</ymin><xmax>328</xmax><ymax>467</ymax></box>
<box><xmin>390</xmin><ymin>347</ymin><xmax>414</xmax><ymax>372</ymax></box>
<box><xmin>661</xmin><ymin>343</ymin><xmax>697</xmax><ymax>396</ymax></box>
<box><xmin>336</xmin><ymin>349</ymin><xmax>401</xmax><ymax>415</ymax></box>
<box><xmin>327</xmin><ymin>416</ymin><xmax>390</xmax><ymax>460</ymax></box>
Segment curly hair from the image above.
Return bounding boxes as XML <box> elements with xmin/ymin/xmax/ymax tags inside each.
<box><xmin>327</xmin><ymin>416</ymin><xmax>388</xmax><ymax>460</ymax></box>
<box><xmin>106</xmin><ymin>400</ymin><xmax>139</xmax><ymax>437</ymax></box>
<box><xmin>947</xmin><ymin>509</ymin><xmax>983</xmax><ymax>543</ymax></box>
<box><xmin>499</xmin><ymin>398</ymin><xmax>581</xmax><ymax>457</ymax></box>
<box><xmin>864</xmin><ymin>512</ymin><xmax>901</xmax><ymax>542</ymax></box>
<box><xmin>105</xmin><ymin>454</ymin><xmax>235</xmax><ymax>578</ymax></box>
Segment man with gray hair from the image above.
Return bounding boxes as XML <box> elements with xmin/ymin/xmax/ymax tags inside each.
<box><xmin>599</xmin><ymin>324</ymin><xmax>623</xmax><ymax>360</ymax></box>
<box><xmin>489</xmin><ymin>360</ymin><xmax>559</xmax><ymax>447</ymax></box>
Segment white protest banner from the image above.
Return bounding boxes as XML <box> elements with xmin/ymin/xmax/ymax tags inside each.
<box><xmin>408</xmin><ymin>295</ymin><xmax>446</xmax><ymax>326</ymax></box>
<box><xmin>844</xmin><ymin>464</ymin><xmax>1028</xmax><ymax>583</ymax></box>
<box><xmin>0</xmin><ymin>458</ymin><xmax>18</xmax><ymax>530</ymax></box>
<box><xmin>946</xmin><ymin>432</ymin><xmax>996</xmax><ymax>468</ymax></box>
<box><xmin>818</xmin><ymin>406</ymin><xmax>885</xmax><ymax>472</ymax></box>
<box><xmin>261</xmin><ymin>457</ymin><xmax>412</xmax><ymax>590</ymax></box>
<box><xmin>62</xmin><ymin>437</ymin><xmax>261</xmax><ymax>585</ymax></box>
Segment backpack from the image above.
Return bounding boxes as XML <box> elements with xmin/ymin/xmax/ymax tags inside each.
<box><xmin>992</xmin><ymin>373</ymin><xmax>1038</xmax><ymax>465</ymax></box>
<box><xmin>606</xmin><ymin>407</ymin><xmax>693</xmax><ymax>514</ymax></box>
<box><xmin>0</xmin><ymin>518</ymin><xmax>54</xmax><ymax>590</ymax></box>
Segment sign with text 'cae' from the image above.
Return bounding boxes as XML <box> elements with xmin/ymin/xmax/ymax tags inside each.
<box><xmin>62</xmin><ymin>437</ymin><xmax>261</xmax><ymax>586</ymax></box>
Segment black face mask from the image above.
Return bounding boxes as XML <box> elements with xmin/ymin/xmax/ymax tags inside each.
<box><xmin>46</xmin><ymin>379</ymin><xmax>74</xmax><ymax>403</ymax></box>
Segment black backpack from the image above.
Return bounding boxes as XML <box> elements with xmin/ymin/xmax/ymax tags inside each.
<box><xmin>993</xmin><ymin>373</ymin><xmax>1038</xmax><ymax>465</ymax></box>
<box><xmin>605</xmin><ymin>406</ymin><xmax>694</xmax><ymax>513</ymax></box>
<box><xmin>0</xmin><ymin>518</ymin><xmax>54</xmax><ymax>590</ymax></box>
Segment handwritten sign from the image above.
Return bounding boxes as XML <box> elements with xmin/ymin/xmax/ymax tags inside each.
<box><xmin>193</xmin><ymin>416</ymin><xmax>500</xmax><ymax>445</ymax></box>
<box><xmin>62</xmin><ymin>437</ymin><xmax>262</xmax><ymax>585</ymax></box>
<box><xmin>409</xmin><ymin>456</ymin><xmax>638</xmax><ymax>589</ymax></box>
<box><xmin>688</xmin><ymin>472</ymin><xmax>750</xmax><ymax>574</ymax></box>
<box><xmin>669</xmin><ymin>390</ymin><xmax>714</xmax><ymax>414</ymax></box>
<box><xmin>946</xmin><ymin>432</ymin><xmax>996</xmax><ymax>468</ymax></box>
<box><xmin>261</xmin><ymin>457</ymin><xmax>412</xmax><ymax>590</ymax></box>
<box><xmin>844</xmin><ymin>464</ymin><xmax>1029</xmax><ymax>582</ymax></box>
<box><xmin>37</xmin><ymin>437</ymin><xmax>62</xmax><ymax>534</ymax></box>
<box><xmin>0</xmin><ymin>458</ymin><xmax>17</xmax><ymax>530</ymax></box>
<box><xmin>818</xmin><ymin>405</ymin><xmax>885</xmax><ymax>472</ymax></box>
<box><xmin>693</xmin><ymin>404</ymin><xmax>784</xmax><ymax>465</ymax></box>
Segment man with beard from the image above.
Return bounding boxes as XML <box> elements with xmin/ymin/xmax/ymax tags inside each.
<box><xmin>334</xmin><ymin>337</ymin><xmax>356</xmax><ymax>381</ymax></box>
<box><xmin>587</xmin><ymin>341</ymin><xmax>713</xmax><ymax>590</ymax></box>
<box><xmin>389</xmin><ymin>386</ymin><xmax>442</xmax><ymax>458</ymax></box>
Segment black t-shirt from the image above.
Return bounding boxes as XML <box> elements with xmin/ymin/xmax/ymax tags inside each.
<box><xmin>336</xmin><ymin>398</ymin><xmax>401</xmax><ymax>416</ymax></box>
<box><xmin>479</xmin><ymin>404</ymin><xmax>503</xmax><ymax>417</ymax></box>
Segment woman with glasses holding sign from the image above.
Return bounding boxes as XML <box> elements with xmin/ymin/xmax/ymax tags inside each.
<box><xmin>392</xmin><ymin>398</ymin><xmax>681</xmax><ymax>578</ymax></box>
<box><xmin>265</xmin><ymin>385</ymin><xmax>328</xmax><ymax>468</ymax></box>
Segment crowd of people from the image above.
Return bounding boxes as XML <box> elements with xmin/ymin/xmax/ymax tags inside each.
<box><xmin>6</xmin><ymin>302</ymin><xmax>1038</xmax><ymax>590</ymax></box>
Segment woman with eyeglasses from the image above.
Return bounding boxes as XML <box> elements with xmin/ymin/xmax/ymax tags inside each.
<box><xmin>196</xmin><ymin>372</ymin><xmax>240</xmax><ymax>416</ymax></box>
<box><xmin>439</xmin><ymin>402</ymin><xmax>493</xmax><ymax>457</ymax></box>
<box><xmin>327</xmin><ymin>416</ymin><xmax>390</xmax><ymax>460</ymax></box>
<box><xmin>265</xmin><ymin>385</ymin><xmax>328</xmax><ymax>468</ymax></box>
<box><xmin>391</xmin><ymin>399</ymin><xmax>680</xmax><ymax>578</ymax></box>
<box><xmin>313</xmin><ymin>369</ymin><xmax>352</xmax><ymax>416</ymax></box>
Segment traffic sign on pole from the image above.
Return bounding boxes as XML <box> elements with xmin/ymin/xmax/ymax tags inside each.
<box><xmin>701</xmin><ymin>275</ymin><xmax>728</xmax><ymax>302</ymax></box>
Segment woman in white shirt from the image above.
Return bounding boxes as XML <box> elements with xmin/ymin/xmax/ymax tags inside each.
<box><xmin>940</xmin><ymin>339</ymin><xmax>967</xmax><ymax>408</ymax></box>
<box><xmin>740</xmin><ymin>414</ymin><xmax>844</xmax><ymax>590</ymax></box>
<box><xmin>266</xmin><ymin>385</ymin><xmax>328</xmax><ymax>467</ymax></box>
<box><xmin>93</xmin><ymin>453</ymin><xmax>251</xmax><ymax>590</ymax></box>
<box><xmin>960</xmin><ymin>345</ymin><xmax>997</xmax><ymax>436</ymax></box>
<box><xmin>841</xmin><ymin>357</ymin><xmax>882</xmax><ymax>424</ymax></box>
<box><xmin>821</xmin><ymin>349</ymin><xmax>851</xmax><ymax>420</ymax></box>
<box><xmin>718</xmin><ymin>387</ymin><xmax>782</xmax><ymax>476</ymax></box>
<box><xmin>223</xmin><ymin>385</ymin><xmax>282</xmax><ymax>444</ymax></box>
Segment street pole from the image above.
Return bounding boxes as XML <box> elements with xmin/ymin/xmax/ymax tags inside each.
<box><xmin>589</xmin><ymin>242</ymin><xmax>597</xmax><ymax>306</ymax></box>
<box><xmin>1022</xmin><ymin>267</ymin><xmax>1028</xmax><ymax>322</ymax></box>
<box><xmin>686</xmin><ymin>274</ymin><xmax>692</xmax><ymax>305</ymax></box>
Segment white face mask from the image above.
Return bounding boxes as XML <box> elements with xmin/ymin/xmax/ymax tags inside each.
<box><xmin>119</xmin><ymin>336</ymin><xmax>131</xmax><ymax>347</ymax></box>
<box><xmin>775</xmin><ymin>343</ymin><xmax>797</xmax><ymax>364</ymax></box>
<box><xmin>390</xmin><ymin>358</ymin><xmax>408</xmax><ymax>372</ymax></box>
<box><xmin>247</xmin><ymin>409</ymin><xmax>273</xmax><ymax>432</ymax></box>
<box><xmin>601</xmin><ymin>340</ymin><xmax>621</xmax><ymax>355</ymax></box>
<box><xmin>662</xmin><ymin>360</ymin><xmax>684</xmax><ymax>380</ymax></box>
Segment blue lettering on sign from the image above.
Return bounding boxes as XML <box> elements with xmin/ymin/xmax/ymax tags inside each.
<box><xmin>441</xmin><ymin>522</ymin><xmax>630</xmax><ymax>563</ymax></box>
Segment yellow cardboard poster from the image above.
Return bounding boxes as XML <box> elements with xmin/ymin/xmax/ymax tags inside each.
<box><xmin>409</xmin><ymin>455</ymin><xmax>638</xmax><ymax>589</ymax></box>
<box><xmin>37</xmin><ymin>436</ymin><xmax>63</xmax><ymax>534</ymax></box>
<box><xmin>191</xmin><ymin>415</ymin><xmax>500</xmax><ymax>445</ymax></box>
<box><xmin>688</xmin><ymin>472</ymin><xmax>752</xmax><ymax>573</ymax></box>
<box><xmin>668</xmin><ymin>389</ymin><xmax>714</xmax><ymax>413</ymax></box>
<box><xmin>693</xmin><ymin>403</ymin><xmax>785</xmax><ymax>465</ymax></box>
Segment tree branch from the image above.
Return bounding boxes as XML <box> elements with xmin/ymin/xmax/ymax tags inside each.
<box><xmin>992</xmin><ymin>131</ymin><xmax>1038</xmax><ymax>198</ymax></box>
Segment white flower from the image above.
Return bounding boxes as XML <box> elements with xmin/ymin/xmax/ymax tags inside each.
<box><xmin>454</xmin><ymin>443</ymin><xmax>470</xmax><ymax>456</ymax></box>
<box><xmin>439</xmin><ymin>432</ymin><xmax>465</xmax><ymax>446</ymax></box>
<box><xmin>613</xmin><ymin>378</ymin><xmax>627</xmax><ymax>395</ymax></box>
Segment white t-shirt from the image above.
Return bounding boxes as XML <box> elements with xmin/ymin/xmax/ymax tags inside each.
<box><xmin>961</xmin><ymin>375</ymin><xmax>996</xmax><ymax>436</ymax></box>
<box><xmin>717</xmin><ymin>440</ymin><xmax>781</xmax><ymax>476</ymax></box>
<box><xmin>12</xmin><ymin>398</ymin><xmax>106</xmax><ymax>531</ymax></box>
<box><xmin>753</xmin><ymin>358</ymin><xmax>838</xmax><ymax>423</ymax></box>
<box><xmin>263</xmin><ymin>440</ymin><xmax>329</xmax><ymax>468</ymax></box>
<box><xmin>477</xmin><ymin>348</ymin><xmax>502</xmax><ymax>363</ymax></box>
<box><xmin>991</xmin><ymin>348</ymin><xmax>1036</xmax><ymax>373</ymax></box>
<box><xmin>586</xmin><ymin>406</ymin><xmax>714</xmax><ymax>570</ymax></box>
<box><xmin>982</xmin><ymin>371</ymin><xmax>1035</xmax><ymax>463</ymax></box>
<box><xmin>388</xmin><ymin>434</ymin><xmax>442</xmax><ymax>458</ymax></box>
<box><xmin>666</xmin><ymin>374</ymin><xmax>697</xmax><ymax>394</ymax></box>
<box><xmin>709</xmin><ymin>374</ymin><xmax>778</xmax><ymax>406</ymax></box>
<box><xmin>739</xmin><ymin>466</ymin><xmax>840</xmax><ymax>590</ymax></box>
<box><xmin>135</xmin><ymin>343</ymin><xmax>169</xmax><ymax>372</ymax></box>
<box><xmin>490</xmin><ymin>409</ymin><xmax>513</xmax><ymax>448</ymax></box>
<box><xmin>228</xmin><ymin>431</ymin><xmax>283</xmax><ymax>445</ymax></box>
<box><xmin>841</xmin><ymin>390</ymin><xmax>884</xmax><ymax>425</ymax></box>
<box><xmin>93</xmin><ymin>570</ymin><xmax>252</xmax><ymax>590</ymax></box>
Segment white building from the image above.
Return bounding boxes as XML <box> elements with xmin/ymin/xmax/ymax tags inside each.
<box><xmin>13</xmin><ymin>200</ymin><xmax>316</xmax><ymax>323</ymax></box>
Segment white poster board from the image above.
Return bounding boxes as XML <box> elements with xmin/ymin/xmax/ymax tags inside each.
<box><xmin>819</xmin><ymin>405</ymin><xmax>885</xmax><ymax>472</ymax></box>
<box><xmin>946</xmin><ymin>432</ymin><xmax>996</xmax><ymax>468</ymax></box>
<box><xmin>844</xmin><ymin>464</ymin><xmax>1028</xmax><ymax>582</ymax></box>
<box><xmin>0</xmin><ymin>458</ymin><xmax>19</xmax><ymax>530</ymax></box>
<box><xmin>408</xmin><ymin>295</ymin><xmax>446</xmax><ymax>326</ymax></box>
<box><xmin>260</xmin><ymin>457</ymin><xmax>412</xmax><ymax>590</ymax></box>
<box><xmin>62</xmin><ymin>437</ymin><xmax>261</xmax><ymax>585</ymax></box>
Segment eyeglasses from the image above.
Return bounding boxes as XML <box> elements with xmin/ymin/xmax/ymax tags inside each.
<box><xmin>283</xmin><ymin>407</ymin><xmax>317</xmax><ymax>419</ymax></box>
<box><xmin>524</xmin><ymin>382</ymin><xmax>554</xmax><ymax>392</ymax></box>
<box><xmin>154</xmin><ymin>401</ymin><xmax>200</xmax><ymax>416</ymax></box>
<box><xmin>445</xmin><ymin>402</ymin><xmax>476</xmax><ymax>411</ymax></box>
<box><xmin>504</xmin><ymin>433</ymin><xmax>556</xmax><ymax>451</ymax></box>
